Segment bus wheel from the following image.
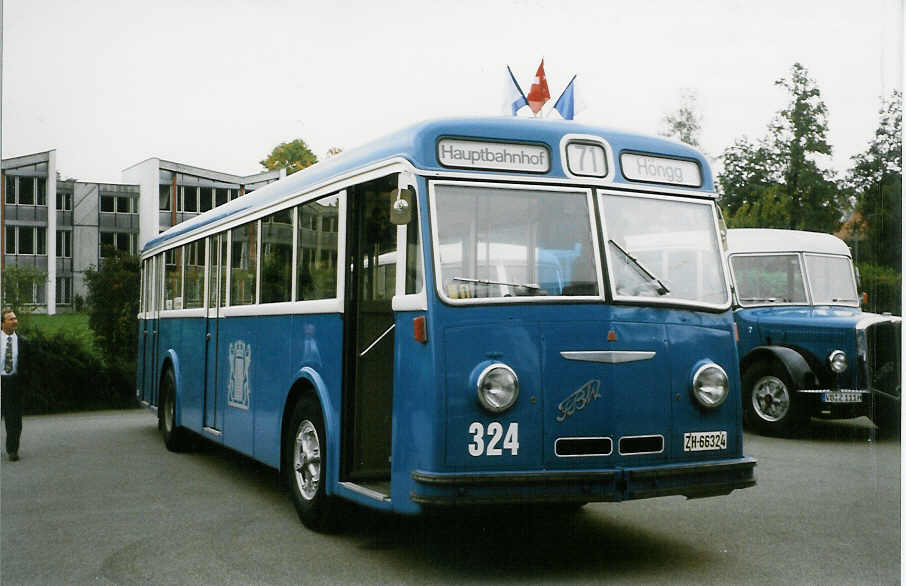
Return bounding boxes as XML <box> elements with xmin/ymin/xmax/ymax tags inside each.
<box><xmin>159</xmin><ymin>368</ymin><xmax>191</xmax><ymax>452</ymax></box>
<box><xmin>743</xmin><ymin>362</ymin><xmax>805</xmax><ymax>436</ymax></box>
<box><xmin>285</xmin><ymin>396</ymin><xmax>336</xmax><ymax>531</ymax></box>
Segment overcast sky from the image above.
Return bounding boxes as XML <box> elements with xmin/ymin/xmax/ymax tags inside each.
<box><xmin>2</xmin><ymin>0</ymin><xmax>902</xmax><ymax>184</ymax></box>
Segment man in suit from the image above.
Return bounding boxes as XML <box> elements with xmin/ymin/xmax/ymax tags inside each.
<box><xmin>1</xmin><ymin>309</ymin><xmax>27</xmax><ymax>461</ymax></box>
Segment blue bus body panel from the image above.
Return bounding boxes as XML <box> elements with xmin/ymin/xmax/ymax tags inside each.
<box><xmin>397</xmin><ymin>301</ymin><xmax>749</xmax><ymax>511</ymax></box>
<box><xmin>158</xmin><ymin>313</ymin><xmax>343</xmax><ymax>468</ymax></box>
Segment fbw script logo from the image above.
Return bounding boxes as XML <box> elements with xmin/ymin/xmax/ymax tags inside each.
<box><xmin>228</xmin><ymin>340</ymin><xmax>252</xmax><ymax>409</ymax></box>
<box><xmin>556</xmin><ymin>380</ymin><xmax>602</xmax><ymax>423</ymax></box>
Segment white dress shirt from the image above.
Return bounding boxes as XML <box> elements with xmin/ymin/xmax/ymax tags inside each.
<box><xmin>1</xmin><ymin>331</ymin><xmax>19</xmax><ymax>376</ymax></box>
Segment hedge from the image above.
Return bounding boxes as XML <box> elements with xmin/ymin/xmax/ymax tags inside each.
<box><xmin>857</xmin><ymin>263</ymin><xmax>902</xmax><ymax>316</ymax></box>
<box><xmin>19</xmin><ymin>329</ymin><xmax>137</xmax><ymax>415</ymax></box>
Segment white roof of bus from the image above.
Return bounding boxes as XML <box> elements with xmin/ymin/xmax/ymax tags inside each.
<box><xmin>726</xmin><ymin>228</ymin><xmax>851</xmax><ymax>257</ymax></box>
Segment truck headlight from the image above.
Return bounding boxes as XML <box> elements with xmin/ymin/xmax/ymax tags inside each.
<box><xmin>476</xmin><ymin>363</ymin><xmax>519</xmax><ymax>413</ymax></box>
<box><xmin>828</xmin><ymin>350</ymin><xmax>848</xmax><ymax>374</ymax></box>
<box><xmin>692</xmin><ymin>363</ymin><xmax>729</xmax><ymax>409</ymax></box>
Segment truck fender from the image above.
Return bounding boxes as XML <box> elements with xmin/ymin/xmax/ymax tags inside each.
<box><xmin>740</xmin><ymin>346</ymin><xmax>817</xmax><ymax>389</ymax></box>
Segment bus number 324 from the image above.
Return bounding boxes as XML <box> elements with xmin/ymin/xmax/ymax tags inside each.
<box><xmin>468</xmin><ymin>422</ymin><xmax>519</xmax><ymax>456</ymax></box>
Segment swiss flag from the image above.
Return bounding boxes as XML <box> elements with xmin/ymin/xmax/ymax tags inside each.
<box><xmin>526</xmin><ymin>59</ymin><xmax>551</xmax><ymax>114</ymax></box>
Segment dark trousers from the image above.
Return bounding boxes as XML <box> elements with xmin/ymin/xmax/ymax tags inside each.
<box><xmin>1</xmin><ymin>375</ymin><xmax>23</xmax><ymax>455</ymax></box>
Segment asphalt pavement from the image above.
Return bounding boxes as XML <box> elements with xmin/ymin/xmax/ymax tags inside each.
<box><xmin>1</xmin><ymin>410</ymin><xmax>899</xmax><ymax>584</ymax></box>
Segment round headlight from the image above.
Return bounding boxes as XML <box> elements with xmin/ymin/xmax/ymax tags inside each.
<box><xmin>476</xmin><ymin>363</ymin><xmax>519</xmax><ymax>413</ymax></box>
<box><xmin>692</xmin><ymin>363</ymin><xmax>729</xmax><ymax>409</ymax></box>
<box><xmin>828</xmin><ymin>350</ymin><xmax>848</xmax><ymax>374</ymax></box>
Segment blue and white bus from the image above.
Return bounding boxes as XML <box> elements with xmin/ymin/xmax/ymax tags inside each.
<box><xmin>137</xmin><ymin>117</ymin><xmax>756</xmax><ymax>530</ymax></box>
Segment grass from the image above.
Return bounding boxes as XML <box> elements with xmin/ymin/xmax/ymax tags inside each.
<box><xmin>18</xmin><ymin>312</ymin><xmax>103</xmax><ymax>360</ymax></box>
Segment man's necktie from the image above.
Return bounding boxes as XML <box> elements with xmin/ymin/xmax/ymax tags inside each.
<box><xmin>4</xmin><ymin>336</ymin><xmax>12</xmax><ymax>374</ymax></box>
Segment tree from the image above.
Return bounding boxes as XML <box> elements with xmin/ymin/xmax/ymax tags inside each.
<box><xmin>847</xmin><ymin>90</ymin><xmax>902</xmax><ymax>269</ymax></box>
<box><xmin>260</xmin><ymin>139</ymin><xmax>318</xmax><ymax>175</ymax></box>
<box><xmin>84</xmin><ymin>251</ymin><xmax>141</xmax><ymax>366</ymax></box>
<box><xmin>660</xmin><ymin>89</ymin><xmax>702</xmax><ymax>148</ymax></box>
<box><xmin>718</xmin><ymin>63</ymin><xmax>843</xmax><ymax>232</ymax></box>
<box><xmin>1</xmin><ymin>265</ymin><xmax>47</xmax><ymax>315</ymax></box>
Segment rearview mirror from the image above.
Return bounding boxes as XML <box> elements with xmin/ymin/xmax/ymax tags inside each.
<box><xmin>389</xmin><ymin>187</ymin><xmax>414</xmax><ymax>225</ymax></box>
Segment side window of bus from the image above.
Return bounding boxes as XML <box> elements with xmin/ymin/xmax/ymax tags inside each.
<box><xmin>164</xmin><ymin>247</ymin><xmax>182</xmax><ymax>310</ymax></box>
<box><xmin>184</xmin><ymin>239</ymin><xmax>206</xmax><ymax>309</ymax></box>
<box><xmin>230</xmin><ymin>221</ymin><xmax>258</xmax><ymax>306</ymax></box>
<box><xmin>261</xmin><ymin>208</ymin><xmax>293</xmax><ymax>303</ymax></box>
<box><xmin>296</xmin><ymin>194</ymin><xmax>339</xmax><ymax>301</ymax></box>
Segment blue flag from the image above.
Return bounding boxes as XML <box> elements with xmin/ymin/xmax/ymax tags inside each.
<box><xmin>503</xmin><ymin>65</ymin><xmax>528</xmax><ymax>116</ymax></box>
<box><xmin>553</xmin><ymin>75</ymin><xmax>577</xmax><ymax>120</ymax></box>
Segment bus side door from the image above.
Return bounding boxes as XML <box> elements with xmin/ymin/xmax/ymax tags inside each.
<box><xmin>203</xmin><ymin>233</ymin><xmax>226</xmax><ymax>434</ymax></box>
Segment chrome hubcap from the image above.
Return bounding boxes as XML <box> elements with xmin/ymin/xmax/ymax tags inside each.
<box><xmin>752</xmin><ymin>375</ymin><xmax>790</xmax><ymax>422</ymax></box>
<box><xmin>293</xmin><ymin>420</ymin><xmax>321</xmax><ymax>501</ymax></box>
<box><xmin>164</xmin><ymin>387</ymin><xmax>174</xmax><ymax>432</ymax></box>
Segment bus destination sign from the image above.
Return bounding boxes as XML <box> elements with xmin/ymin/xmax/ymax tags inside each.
<box><xmin>437</xmin><ymin>139</ymin><xmax>550</xmax><ymax>173</ymax></box>
<box><xmin>620</xmin><ymin>153</ymin><xmax>702</xmax><ymax>187</ymax></box>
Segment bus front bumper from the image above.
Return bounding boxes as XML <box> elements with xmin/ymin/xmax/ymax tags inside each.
<box><xmin>410</xmin><ymin>457</ymin><xmax>757</xmax><ymax>506</ymax></box>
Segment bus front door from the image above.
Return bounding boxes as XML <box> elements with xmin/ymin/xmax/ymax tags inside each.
<box><xmin>203</xmin><ymin>234</ymin><xmax>225</xmax><ymax>434</ymax></box>
<box><xmin>343</xmin><ymin>177</ymin><xmax>397</xmax><ymax>489</ymax></box>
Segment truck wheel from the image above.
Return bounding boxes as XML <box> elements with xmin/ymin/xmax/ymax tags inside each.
<box><xmin>743</xmin><ymin>362</ymin><xmax>806</xmax><ymax>436</ymax></box>
<box><xmin>159</xmin><ymin>368</ymin><xmax>191</xmax><ymax>452</ymax></box>
<box><xmin>285</xmin><ymin>395</ymin><xmax>337</xmax><ymax>531</ymax></box>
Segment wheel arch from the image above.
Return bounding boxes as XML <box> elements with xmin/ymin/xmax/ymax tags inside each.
<box><xmin>280</xmin><ymin>367</ymin><xmax>336</xmax><ymax>489</ymax></box>
<box><xmin>741</xmin><ymin>346</ymin><xmax>817</xmax><ymax>389</ymax></box>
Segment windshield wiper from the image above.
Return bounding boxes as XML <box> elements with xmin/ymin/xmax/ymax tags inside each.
<box><xmin>452</xmin><ymin>276</ymin><xmax>541</xmax><ymax>295</ymax></box>
<box><xmin>608</xmin><ymin>240</ymin><xmax>670</xmax><ymax>295</ymax></box>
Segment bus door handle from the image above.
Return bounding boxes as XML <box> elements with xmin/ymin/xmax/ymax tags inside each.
<box><xmin>206</xmin><ymin>333</ymin><xmax>212</xmax><ymax>341</ymax></box>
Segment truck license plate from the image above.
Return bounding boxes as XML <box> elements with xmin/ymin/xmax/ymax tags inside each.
<box><xmin>823</xmin><ymin>392</ymin><xmax>862</xmax><ymax>403</ymax></box>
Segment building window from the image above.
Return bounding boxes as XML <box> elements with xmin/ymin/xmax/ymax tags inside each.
<box><xmin>8</xmin><ymin>226</ymin><xmax>46</xmax><ymax>255</ymax></box>
<box><xmin>5</xmin><ymin>227</ymin><xmax>16</xmax><ymax>254</ymax></box>
<box><xmin>182</xmin><ymin>186</ymin><xmax>198</xmax><ymax>213</ymax></box>
<box><xmin>36</xmin><ymin>179</ymin><xmax>46</xmax><ymax>206</ymax></box>
<box><xmin>56</xmin><ymin>277</ymin><xmax>73</xmax><ymax>305</ymax></box>
<box><xmin>100</xmin><ymin>232</ymin><xmax>134</xmax><ymax>257</ymax></box>
<box><xmin>57</xmin><ymin>190</ymin><xmax>73</xmax><ymax>211</ymax></box>
<box><xmin>159</xmin><ymin>184</ymin><xmax>172</xmax><ymax>211</ymax></box>
<box><xmin>215</xmin><ymin>188</ymin><xmax>229</xmax><ymax>207</ymax></box>
<box><xmin>18</xmin><ymin>177</ymin><xmax>35</xmax><ymax>205</ymax></box>
<box><xmin>199</xmin><ymin>187</ymin><xmax>213</xmax><ymax>212</ymax></box>
<box><xmin>101</xmin><ymin>195</ymin><xmax>115</xmax><ymax>212</ymax></box>
<box><xmin>36</xmin><ymin>227</ymin><xmax>46</xmax><ymax>255</ymax></box>
<box><xmin>5</xmin><ymin>176</ymin><xmax>14</xmax><ymax>204</ymax></box>
<box><xmin>57</xmin><ymin>230</ymin><xmax>72</xmax><ymax>258</ymax></box>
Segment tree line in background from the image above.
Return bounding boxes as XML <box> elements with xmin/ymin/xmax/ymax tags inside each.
<box><xmin>661</xmin><ymin>63</ymin><xmax>901</xmax><ymax>314</ymax></box>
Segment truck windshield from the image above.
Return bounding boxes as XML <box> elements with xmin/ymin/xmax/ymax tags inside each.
<box><xmin>599</xmin><ymin>192</ymin><xmax>728</xmax><ymax>306</ymax></box>
<box><xmin>730</xmin><ymin>254</ymin><xmax>807</xmax><ymax>305</ymax></box>
<box><xmin>432</xmin><ymin>183</ymin><xmax>600</xmax><ymax>300</ymax></box>
<box><xmin>804</xmin><ymin>254</ymin><xmax>859</xmax><ymax>305</ymax></box>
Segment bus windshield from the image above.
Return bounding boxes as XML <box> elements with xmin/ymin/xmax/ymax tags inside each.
<box><xmin>433</xmin><ymin>183</ymin><xmax>600</xmax><ymax>300</ymax></box>
<box><xmin>600</xmin><ymin>193</ymin><xmax>728</xmax><ymax>306</ymax></box>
